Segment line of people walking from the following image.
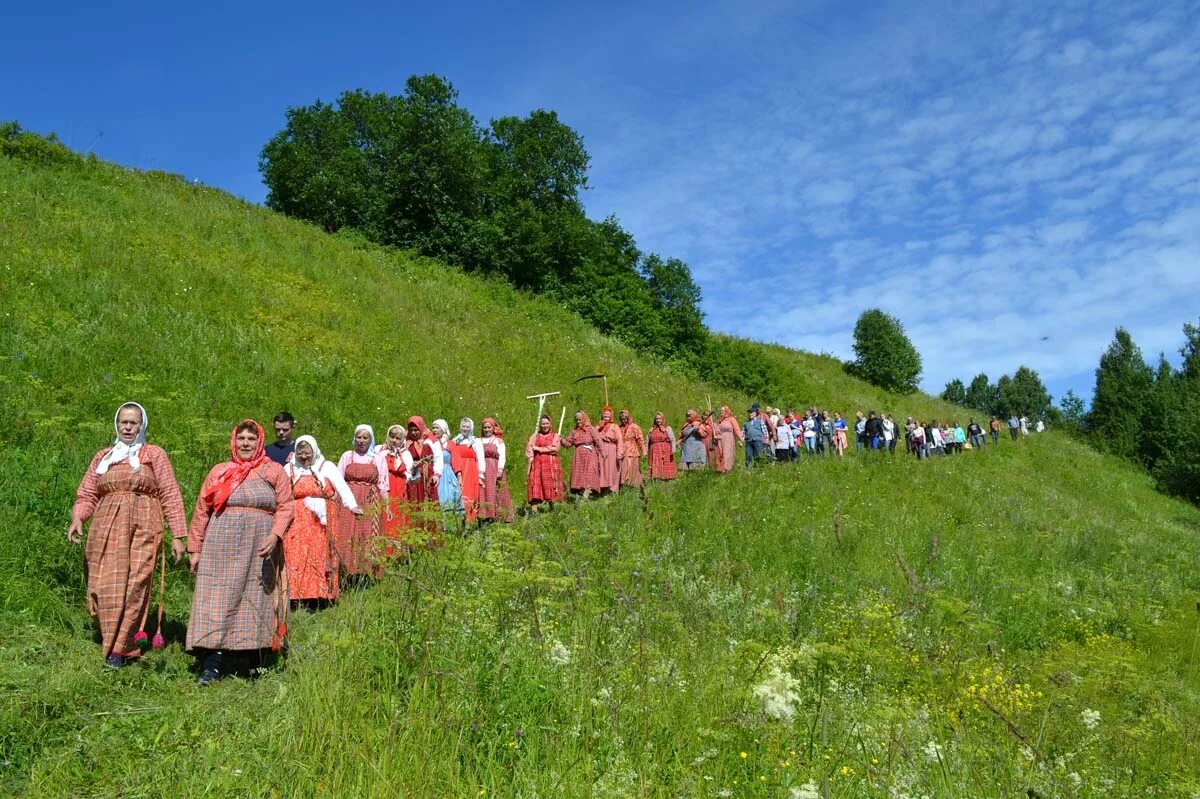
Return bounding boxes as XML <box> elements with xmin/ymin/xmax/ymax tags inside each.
<box><xmin>68</xmin><ymin>400</ymin><xmax>1032</xmax><ymax>684</ymax></box>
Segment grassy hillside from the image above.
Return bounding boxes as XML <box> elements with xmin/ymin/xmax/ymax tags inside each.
<box><xmin>2</xmin><ymin>149</ymin><xmax>1199</xmax><ymax>798</ymax></box>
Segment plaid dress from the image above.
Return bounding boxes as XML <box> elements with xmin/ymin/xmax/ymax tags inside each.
<box><xmin>562</xmin><ymin>427</ymin><xmax>602</xmax><ymax>493</ymax></box>
<box><xmin>478</xmin><ymin>441</ymin><xmax>514</xmax><ymax>522</ymax></box>
<box><xmin>187</xmin><ymin>468</ymin><xmax>292</xmax><ymax>652</ymax></box>
<box><xmin>337</xmin><ymin>462</ymin><xmax>382</xmax><ymax>574</ymax></box>
<box><xmin>74</xmin><ymin>447</ymin><xmax>187</xmax><ymax>658</ymax></box>
<box><xmin>526</xmin><ymin>432</ymin><xmax>565</xmax><ymax>504</ymax></box>
<box><xmin>647</xmin><ymin>426</ymin><xmax>677</xmax><ymax>480</ymax></box>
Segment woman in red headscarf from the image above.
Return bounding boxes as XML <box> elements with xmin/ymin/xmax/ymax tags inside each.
<box><xmin>646</xmin><ymin>412</ymin><xmax>677</xmax><ymax>481</ymax></box>
<box><xmin>713</xmin><ymin>405</ymin><xmax>744</xmax><ymax>473</ymax></box>
<box><xmin>595</xmin><ymin>406</ymin><xmax>621</xmax><ymax>495</ymax></box>
<box><xmin>473</xmin><ymin>417</ymin><xmax>513</xmax><ymax>524</ymax></box>
<box><xmin>186</xmin><ymin>420</ymin><xmax>294</xmax><ymax>686</ymax></box>
<box><xmin>618</xmin><ymin>409</ymin><xmax>646</xmax><ymax>489</ymax></box>
<box><xmin>525</xmin><ymin>413</ymin><xmax>564</xmax><ymax>511</ymax></box>
<box><xmin>561</xmin><ymin>410</ymin><xmax>603</xmax><ymax>497</ymax></box>
<box><xmin>402</xmin><ymin>416</ymin><xmax>444</xmax><ymax>545</ymax></box>
<box><xmin>380</xmin><ymin>424</ymin><xmax>410</xmax><ymax>550</ymax></box>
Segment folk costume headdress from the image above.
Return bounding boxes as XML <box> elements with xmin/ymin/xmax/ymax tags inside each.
<box><xmin>95</xmin><ymin>401</ymin><xmax>148</xmax><ymax>475</ymax></box>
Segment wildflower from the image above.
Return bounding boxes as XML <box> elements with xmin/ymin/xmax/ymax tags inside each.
<box><xmin>1080</xmin><ymin>708</ymin><xmax>1101</xmax><ymax>729</ymax></box>
<box><xmin>740</xmin><ymin>751</ymin><xmax>748</xmax><ymax>759</ymax></box>
<box><xmin>922</xmin><ymin>741</ymin><xmax>942</xmax><ymax>762</ymax></box>
<box><xmin>717</xmin><ymin>790</ymin><xmax>733</xmax><ymax>798</ymax></box>
<box><xmin>548</xmin><ymin>639</ymin><xmax>571</xmax><ymax>666</ymax></box>
<box><xmin>1068</xmin><ymin>772</ymin><xmax>1082</xmax><ymax>788</ymax></box>
<box><xmin>751</xmin><ymin>663</ymin><xmax>802</xmax><ymax>721</ymax></box>
<box><xmin>790</xmin><ymin>782</ymin><xmax>820</xmax><ymax>799</ymax></box>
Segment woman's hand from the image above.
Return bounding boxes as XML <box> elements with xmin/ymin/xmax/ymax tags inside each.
<box><xmin>354</xmin><ymin>508</ymin><xmax>365</xmax><ymax>518</ymax></box>
<box><xmin>258</xmin><ymin>533</ymin><xmax>280</xmax><ymax>559</ymax></box>
<box><xmin>66</xmin><ymin>518</ymin><xmax>84</xmax><ymax>544</ymax></box>
<box><xmin>189</xmin><ymin>553</ymin><xmax>200</xmax><ymax>575</ymax></box>
<box><xmin>171</xmin><ymin>538</ymin><xmax>187</xmax><ymax>563</ymax></box>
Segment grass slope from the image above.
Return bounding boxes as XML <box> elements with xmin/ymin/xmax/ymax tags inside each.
<box><xmin>2</xmin><ymin>154</ymin><xmax>1199</xmax><ymax>798</ymax></box>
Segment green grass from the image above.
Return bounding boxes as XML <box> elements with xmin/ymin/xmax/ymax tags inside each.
<box><xmin>2</xmin><ymin>153</ymin><xmax>1199</xmax><ymax>798</ymax></box>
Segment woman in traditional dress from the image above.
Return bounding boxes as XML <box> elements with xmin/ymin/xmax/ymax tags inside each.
<box><xmin>187</xmin><ymin>420</ymin><xmax>294</xmax><ymax>685</ymax></box>
<box><xmin>401</xmin><ymin>416</ymin><xmax>443</xmax><ymax>545</ymax></box>
<box><xmin>646</xmin><ymin>412</ymin><xmax>677</xmax><ymax>481</ymax></box>
<box><xmin>595</xmin><ymin>407</ymin><xmax>621</xmax><ymax>494</ymax></box>
<box><xmin>283</xmin><ymin>435</ymin><xmax>361</xmax><ymax>611</ymax></box>
<box><xmin>679</xmin><ymin>410</ymin><xmax>710</xmax><ymax>470</ymax></box>
<box><xmin>69</xmin><ymin>402</ymin><xmax>188</xmax><ymax>669</ymax></box>
<box><xmin>617</xmin><ymin>409</ymin><xmax>646</xmax><ymax>490</ymax></box>
<box><xmin>525</xmin><ymin>413</ymin><xmax>564</xmax><ymax>511</ymax></box>
<box><xmin>713</xmin><ymin>405</ymin><xmax>743</xmax><ymax>473</ymax></box>
<box><xmin>430</xmin><ymin>420</ymin><xmax>464</xmax><ymax>530</ymax></box>
<box><xmin>449</xmin><ymin>418</ymin><xmax>480</xmax><ymax>525</ymax></box>
<box><xmin>380</xmin><ymin>424</ymin><xmax>409</xmax><ymax>548</ymax></box>
<box><xmin>336</xmin><ymin>424</ymin><xmax>389</xmax><ymax>576</ymax></box>
<box><xmin>474</xmin><ymin>417</ymin><xmax>513</xmax><ymax>524</ymax></box>
<box><xmin>561</xmin><ymin>411</ymin><xmax>603</xmax><ymax>496</ymax></box>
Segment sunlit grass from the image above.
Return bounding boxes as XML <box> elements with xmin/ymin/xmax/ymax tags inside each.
<box><xmin>2</xmin><ymin>154</ymin><xmax>1199</xmax><ymax>797</ymax></box>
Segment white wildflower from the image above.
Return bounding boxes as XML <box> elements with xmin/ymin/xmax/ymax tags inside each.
<box><xmin>790</xmin><ymin>781</ymin><xmax>820</xmax><ymax>799</ymax></box>
<box><xmin>548</xmin><ymin>639</ymin><xmax>571</xmax><ymax>666</ymax></box>
<box><xmin>752</xmin><ymin>663</ymin><xmax>802</xmax><ymax>721</ymax></box>
<box><xmin>1067</xmin><ymin>772</ymin><xmax>1082</xmax><ymax>788</ymax></box>
<box><xmin>717</xmin><ymin>790</ymin><xmax>733</xmax><ymax>798</ymax></box>
<box><xmin>1080</xmin><ymin>708</ymin><xmax>1101</xmax><ymax>729</ymax></box>
<box><xmin>922</xmin><ymin>740</ymin><xmax>943</xmax><ymax>762</ymax></box>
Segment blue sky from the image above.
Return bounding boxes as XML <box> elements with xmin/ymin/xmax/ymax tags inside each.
<box><xmin>4</xmin><ymin>0</ymin><xmax>1198</xmax><ymax>404</ymax></box>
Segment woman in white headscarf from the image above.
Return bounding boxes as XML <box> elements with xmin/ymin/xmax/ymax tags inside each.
<box><xmin>431</xmin><ymin>419</ymin><xmax>464</xmax><ymax>530</ymax></box>
<box><xmin>336</xmin><ymin>424</ymin><xmax>389</xmax><ymax>577</ymax></box>
<box><xmin>284</xmin><ymin>435</ymin><xmax>362</xmax><ymax>610</ymax></box>
<box><xmin>68</xmin><ymin>402</ymin><xmax>188</xmax><ymax>669</ymax></box>
<box><xmin>448</xmin><ymin>418</ymin><xmax>479</xmax><ymax>525</ymax></box>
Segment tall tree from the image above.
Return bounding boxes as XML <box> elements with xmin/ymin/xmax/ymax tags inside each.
<box><xmin>641</xmin><ymin>254</ymin><xmax>708</xmax><ymax>364</ymax></box>
<box><xmin>1088</xmin><ymin>328</ymin><xmax>1154</xmax><ymax>462</ymax></box>
<box><xmin>849</xmin><ymin>309</ymin><xmax>922</xmax><ymax>393</ymax></box>
<box><xmin>996</xmin><ymin>366</ymin><xmax>1052</xmax><ymax>419</ymax></box>
<box><xmin>941</xmin><ymin>378</ymin><xmax>967</xmax><ymax>405</ymax></box>
<box><xmin>1057</xmin><ymin>389</ymin><xmax>1087</xmax><ymax>432</ymax></box>
<box><xmin>964</xmin><ymin>373</ymin><xmax>996</xmax><ymax>414</ymax></box>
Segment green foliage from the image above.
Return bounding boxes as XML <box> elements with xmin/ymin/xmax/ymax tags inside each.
<box><xmin>849</xmin><ymin>309</ymin><xmax>922</xmax><ymax>393</ymax></box>
<box><xmin>0</xmin><ymin>121</ymin><xmax>85</xmax><ymax>167</ymax></box>
<box><xmin>1088</xmin><ymin>328</ymin><xmax>1154</xmax><ymax>461</ymax></box>
<box><xmin>1057</xmin><ymin>389</ymin><xmax>1086</xmax><ymax>432</ymax></box>
<box><xmin>996</xmin><ymin>365</ymin><xmax>1051</xmax><ymax>419</ymax></box>
<box><xmin>258</xmin><ymin>80</ymin><xmax>710</xmax><ymax>365</ymax></box>
<box><xmin>4</xmin><ymin>131</ymin><xmax>1200</xmax><ymax>799</ymax></box>
<box><xmin>940</xmin><ymin>378</ymin><xmax>966</xmax><ymax>405</ymax></box>
<box><xmin>964</xmin><ymin>373</ymin><xmax>997</xmax><ymax>416</ymax></box>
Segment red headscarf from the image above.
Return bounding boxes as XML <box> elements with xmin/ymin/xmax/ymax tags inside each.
<box><xmin>407</xmin><ymin>415</ymin><xmax>433</xmax><ymax>441</ymax></box>
<box><xmin>482</xmin><ymin>416</ymin><xmax>503</xmax><ymax>438</ymax></box>
<box><xmin>204</xmin><ymin>419</ymin><xmax>269</xmax><ymax>514</ymax></box>
<box><xmin>619</xmin><ymin>408</ymin><xmax>634</xmax><ymax>426</ymax></box>
<box><xmin>598</xmin><ymin>406</ymin><xmax>615</xmax><ymax>429</ymax></box>
<box><xmin>575</xmin><ymin>411</ymin><xmax>592</xmax><ymax>428</ymax></box>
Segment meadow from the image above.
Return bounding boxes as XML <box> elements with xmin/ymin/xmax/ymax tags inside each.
<box><xmin>2</xmin><ymin>145</ymin><xmax>1199</xmax><ymax>797</ymax></box>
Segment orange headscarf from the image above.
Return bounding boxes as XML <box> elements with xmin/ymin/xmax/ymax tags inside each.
<box><xmin>598</xmin><ymin>406</ymin><xmax>615</xmax><ymax>429</ymax></box>
<box><xmin>575</xmin><ymin>411</ymin><xmax>592</xmax><ymax>428</ymax></box>
<box><xmin>407</xmin><ymin>415</ymin><xmax>433</xmax><ymax>441</ymax></box>
<box><xmin>619</xmin><ymin>408</ymin><xmax>634</xmax><ymax>425</ymax></box>
<box><xmin>482</xmin><ymin>416</ymin><xmax>503</xmax><ymax>438</ymax></box>
<box><xmin>204</xmin><ymin>419</ymin><xmax>269</xmax><ymax>514</ymax></box>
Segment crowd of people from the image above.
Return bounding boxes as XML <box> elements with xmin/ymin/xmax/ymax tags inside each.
<box><xmin>69</xmin><ymin>400</ymin><xmax>1036</xmax><ymax>684</ymax></box>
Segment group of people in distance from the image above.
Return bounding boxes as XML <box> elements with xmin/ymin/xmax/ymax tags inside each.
<box><xmin>69</xmin><ymin>399</ymin><xmax>1034</xmax><ymax>685</ymax></box>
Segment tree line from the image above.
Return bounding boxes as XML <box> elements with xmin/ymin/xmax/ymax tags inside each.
<box><xmin>941</xmin><ymin>321</ymin><xmax>1200</xmax><ymax>505</ymax></box>
<box><xmin>258</xmin><ymin>75</ymin><xmax>706</xmax><ymax>367</ymax></box>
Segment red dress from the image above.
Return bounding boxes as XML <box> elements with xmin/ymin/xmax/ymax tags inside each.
<box><xmin>405</xmin><ymin>439</ymin><xmax>443</xmax><ymax>544</ymax></box>
<box><xmin>382</xmin><ymin>451</ymin><xmax>409</xmax><ymax>546</ymax></box>
<box><xmin>526</xmin><ymin>432</ymin><xmax>564</xmax><ymax>504</ymax></box>
<box><xmin>648</xmin><ymin>426</ymin><xmax>677</xmax><ymax>480</ymax></box>
<box><xmin>596</xmin><ymin>422</ymin><xmax>620</xmax><ymax>493</ymax></box>
<box><xmin>336</xmin><ymin>462</ymin><xmax>381</xmax><ymax>575</ymax></box>
<box><xmin>562</xmin><ymin>426</ymin><xmax>602</xmax><ymax>493</ymax></box>
<box><xmin>284</xmin><ymin>474</ymin><xmax>340</xmax><ymax>601</ymax></box>
<box><xmin>478</xmin><ymin>440</ymin><xmax>514</xmax><ymax>522</ymax></box>
<box><xmin>450</xmin><ymin>439</ymin><xmax>479</xmax><ymax>524</ymax></box>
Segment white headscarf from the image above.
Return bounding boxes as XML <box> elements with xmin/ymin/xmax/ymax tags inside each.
<box><xmin>352</xmin><ymin>424</ymin><xmax>376</xmax><ymax>453</ymax></box>
<box><xmin>96</xmin><ymin>402</ymin><xmax>148</xmax><ymax>475</ymax></box>
<box><xmin>287</xmin><ymin>435</ymin><xmax>325</xmax><ymax>477</ymax></box>
<box><xmin>453</xmin><ymin>417</ymin><xmax>475</xmax><ymax>445</ymax></box>
<box><xmin>287</xmin><ymin>434</ymin><xmax>333</xmax><ymax>525</ymax></box>
<box><xmin>431</xmin><ymin>419</ymin><xmax>450</xmax><ymax>440</ymax></box>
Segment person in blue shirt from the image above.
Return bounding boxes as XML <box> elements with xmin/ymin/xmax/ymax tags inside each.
<box><xmin>265</xmin><ymin>411</ymin><xmax>296</xmax><ymax>465</ymax></box>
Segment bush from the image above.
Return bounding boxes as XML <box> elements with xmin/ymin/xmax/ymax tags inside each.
<box><xmin>849</xmin><ymin>309</ymin><xmax>922</xmax><ymax>394</ymax></box>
